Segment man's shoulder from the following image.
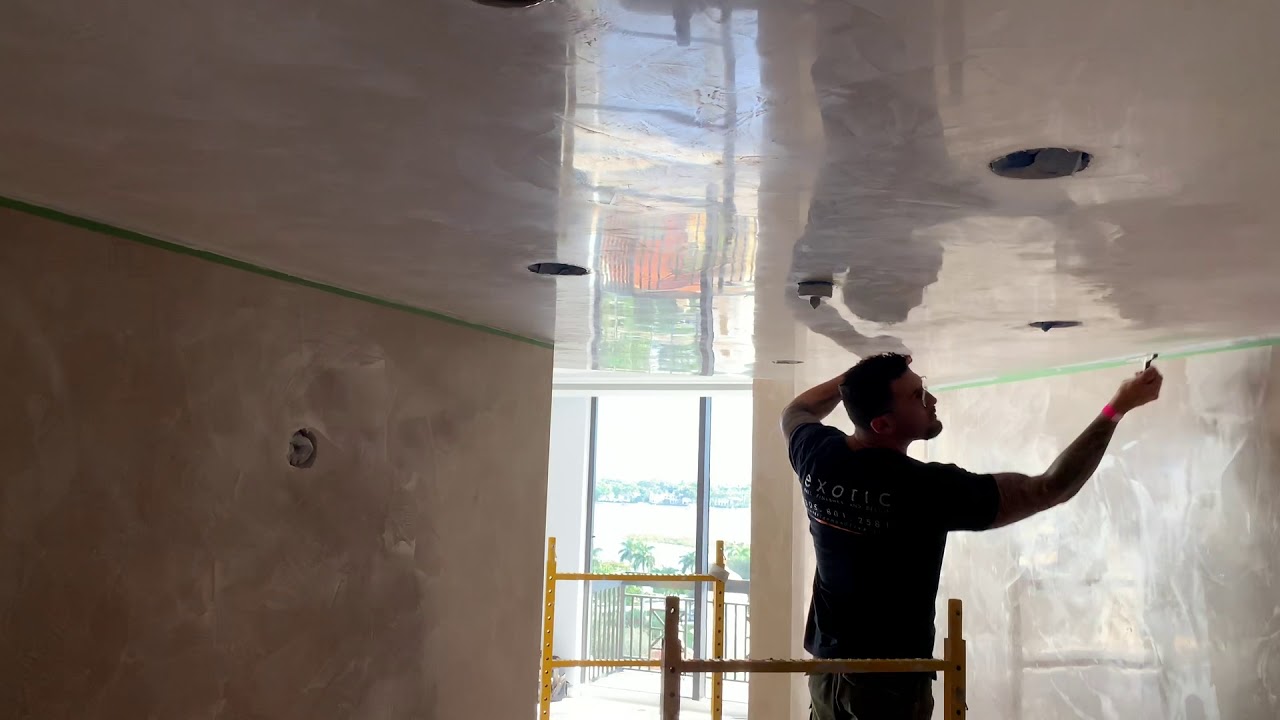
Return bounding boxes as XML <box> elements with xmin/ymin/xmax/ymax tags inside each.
<box><xmin>788</xmin><ymin>420</ymin><xmax>843</xmax><ymax>440</ymax></box>
<box><xmin>788</xmin><ymin>422</ymin><xmax>845</xmax><ymax>449</ymax></box>
<box><xmin>787</xmin><ymin>423</ymin><xmax>848</xmax><ymax>463</ymax></box>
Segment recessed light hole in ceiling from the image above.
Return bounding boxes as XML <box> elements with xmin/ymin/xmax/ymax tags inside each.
<box><xmin>990</xmin><ymin>148</ymin><xmax>1092</xmax><ymax>179</ymax></box>
<box><xmin>528</xmin><ymin>262</ymin><xmax>589</xmax><ymax>277</ymax></box>
<box><xmin>470</xmin><ymin>0</ymin><xmax>549</xmax><ymax>7</ymax></box>
<box><xmin>1028</xmin><ymin>320</ymin><xmax>1083</xmax><ymax>332</ymax></box>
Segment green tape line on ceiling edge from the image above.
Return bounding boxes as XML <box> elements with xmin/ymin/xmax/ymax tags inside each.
<box><xmin>7</xmin><ymin>194</ymin><xmax>1274</xmax><ymax>378</ymax></box>
<box><xmin>935</xmin><ymin>335</ymin><xmax>1280</xmax><ymax>393</ymax></box>
<box><xmin>0</xmin><ymin>195</ymin><xmax>554</xmax><ymax>350</ymax></box>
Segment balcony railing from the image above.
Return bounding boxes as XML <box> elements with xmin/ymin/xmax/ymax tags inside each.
<box><xmin>584</xmin><ymin>581</ymin><xmax>751</xmax><ymax>689</ymax></box>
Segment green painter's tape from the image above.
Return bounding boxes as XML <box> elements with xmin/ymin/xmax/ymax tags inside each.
<box><xmin>934</xmin><ymin>336</ymin><xmax>1280</xmax><ymax>393</ymax></box>
<box><xmin>0</xmin><ymin>195</ymin><xmax>554</xmax><ymax>350</ymax></box>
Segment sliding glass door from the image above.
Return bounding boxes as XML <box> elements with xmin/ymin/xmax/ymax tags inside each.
<box><xmin>582</xmin><ymin>393</ymin><xmax>752</xmax><ymax>706</ymax></box>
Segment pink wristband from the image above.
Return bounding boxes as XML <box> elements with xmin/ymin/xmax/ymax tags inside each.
<box><xmin>1101</xmin><ymin>404</ymin><xmax>1122</xmax><ymax>421</ymax></box>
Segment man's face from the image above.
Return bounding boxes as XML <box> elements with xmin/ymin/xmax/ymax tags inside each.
<box><xmin>887</xmin><ymin>370</ymin><xmax>942</xmax><ymax>440</ymax></box>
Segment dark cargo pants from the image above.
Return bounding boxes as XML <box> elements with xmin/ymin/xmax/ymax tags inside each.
<box><xmin>808</xmin><ymin>673</ymin><xmax>934</xmax><ymax>720</ymax></box>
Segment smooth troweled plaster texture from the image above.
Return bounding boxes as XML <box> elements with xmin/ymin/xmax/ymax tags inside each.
<box><xmin>0</xmin><ymin>207</ymin><xmax>554</xmax><ymax>719</ymax></box>
<box><xmin>919</xmin><ymin>349</ymin><xmax>1280</xmax><ymax>719</ymax></box>
<box><xmin>752</xmin><ymin>349</ymin><xmax>1280</xmax><ymax>719</ymax></box>
<box><xmin>10</xmin><ymin>1</ymin><xmax>1280</xmax><ymax>377</ymax></box>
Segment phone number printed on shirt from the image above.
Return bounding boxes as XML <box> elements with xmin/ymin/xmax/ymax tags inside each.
<box><xmin>801</xmin><ymin>474</ymin><xmax>893</xmax><ymax>534</ymax></box>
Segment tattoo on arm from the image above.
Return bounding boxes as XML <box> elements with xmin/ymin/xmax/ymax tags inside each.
<box><xmin>780</xmin><ymin>404</ymin><xmax>823</xmax><ymax>440</ymax></box>
<box><xmin>1042</xmin><ymin>416</ymin><xmax>1119</xmax><ymax>501</ymax></box>
<box><xmin>779</xmin><ymin>375</ymin><xmax>846</xmax><ymax>440</ymax></box>
<box><xmin>990</xmin><ymin>416</ymin><xmax>1118</xmax><ymax>528</ymax></box>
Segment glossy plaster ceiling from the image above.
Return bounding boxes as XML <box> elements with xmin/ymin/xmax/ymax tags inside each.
<box><xmin>4</xmin><ymin>0</ymin><xmax>1280</xmax><ymax>384</ymax></box>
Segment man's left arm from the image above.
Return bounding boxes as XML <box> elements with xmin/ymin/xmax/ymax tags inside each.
<box><xmin>780</xmin><ymin>374</ymin><xmax>846</xmax><ymax>440</ymax></box>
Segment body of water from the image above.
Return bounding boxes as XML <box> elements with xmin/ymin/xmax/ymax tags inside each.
<box><xmin>591</xmin><ymin>502</ymin><xmax>751</xmax><ymax>573</ymax></box>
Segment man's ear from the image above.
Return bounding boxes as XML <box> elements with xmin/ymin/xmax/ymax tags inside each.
<box><xmin>869</xmin><ymin>416</ymin><xmax>892</xmax><ymax>435</ymax></box>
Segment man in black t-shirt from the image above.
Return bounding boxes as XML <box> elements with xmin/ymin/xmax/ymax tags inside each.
<box><xmin>782</xmin><ymin>353</ymin><xmax>1163</xmax><ymax>720</ymax></box>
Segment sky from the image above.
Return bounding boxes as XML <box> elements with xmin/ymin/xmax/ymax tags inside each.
<box><xmin>594</xmin><ymin>394</ymin><xmax>753</xmax><ymax>488</ymax></box>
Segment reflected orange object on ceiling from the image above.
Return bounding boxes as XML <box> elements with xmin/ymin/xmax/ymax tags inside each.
<box><xmin>599</xmin><ymin>212</ymin><xmax>757</xmax><ymax>296</ymax></box>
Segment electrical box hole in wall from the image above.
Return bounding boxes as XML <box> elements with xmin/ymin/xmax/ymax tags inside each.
<box><xmin>288</xmin><ymin>429</ymin><xmax>317</xmax><ymax>468</ymax></box>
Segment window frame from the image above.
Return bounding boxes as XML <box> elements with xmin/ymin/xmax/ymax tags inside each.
<box><xmin>578</xmin><ymin>389</ymin><xmax>750</xmax><ymax>699</ymax></box>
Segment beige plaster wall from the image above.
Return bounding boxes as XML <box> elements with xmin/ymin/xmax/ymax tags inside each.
<box><xmin>0</xmin><ymin>207</ymin><xmax>554</xmax><ymax>720</ymax></box>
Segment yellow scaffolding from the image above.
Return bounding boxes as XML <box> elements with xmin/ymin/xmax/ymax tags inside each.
<box><xmin>658</xmin><ymin>595</ymin><xmax>968</xmax><ymax>720</ymax></box>
<box><xmin>539</xmin><ymin>536</ymin><xmax>729</xmax><ymax>720</ymax></box>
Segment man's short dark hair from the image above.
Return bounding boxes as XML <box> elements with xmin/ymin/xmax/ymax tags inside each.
<box><xmin>839</xmin><ymin>353</ymin><xmax>912</xmax><ymax>430</ymax></box>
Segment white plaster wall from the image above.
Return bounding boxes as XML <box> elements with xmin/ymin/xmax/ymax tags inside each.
<box><xmin>749</xmin><ymin>348</ymin><xmax>1280</xmax><ymax>719</ymax></box>
<box><xmin>544</xmin><ymin>396</ymin><xmax>592</xmax><ymax>681</ymax></box>
<box><xmin>921</xmin><ymin>348</ymin><xmax>1280</xmax><ymax>720</ymax></box>
<box><xmin>749</xmin><ymin>378</ymin><xmax>813</xmax><ymax>720</ymax></box>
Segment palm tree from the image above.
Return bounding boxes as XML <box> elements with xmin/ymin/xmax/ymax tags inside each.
<box><xmin>620</xmin><ymin>537</ymin><xmax>656</xmax><ymax>572</ymax></box>
<box><xmin>726</xmin><ymin>542</ymin><xmax>751</xmax><ymax>579</ymax></box>
<box><xmin>680</xmin><ymin>550</ymin><xmax>697</xmax><ymax>574</ymax></box>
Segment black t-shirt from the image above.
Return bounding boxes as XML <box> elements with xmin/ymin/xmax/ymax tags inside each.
<box><xmin>788</xmin><ymin>423</ymin><xmax>999</xmax><ymax>662</ymax></box>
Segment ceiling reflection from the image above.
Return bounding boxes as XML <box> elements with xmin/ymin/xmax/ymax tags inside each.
<box><xmin>7</xmin><ymin>0</ymin><xmax>1280</xmax><ymax>383</ymax></box>
<box><xmin>589</xmin><ymin>207</ymin><xmax>758</xmax><ymax>375</ymax></box>
<box><xmin>556</xmin><ymin>0</ymin><xmax>1280</xmax><ymax>383</ymax></box>
<box><xmin>561</xmin><ymin>0</ymin><xmax>763</xmax><ymax>376</ymax></box>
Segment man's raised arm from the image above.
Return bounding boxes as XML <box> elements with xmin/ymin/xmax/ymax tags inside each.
<box><xmin>780</xmin><ymin>374</ymin><xmax>846</xmax><ymax>440</ymax></box>
<box><xmin>989</xmin><ymin>367</ymin><xmax>1163</xmax><ymax>528</ymax></box>
<box><xmin>983</xmin><ymin>366</ymin><xmax>1167</xmax><ymax>525</ymax></box>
